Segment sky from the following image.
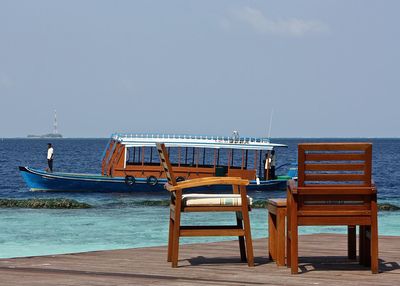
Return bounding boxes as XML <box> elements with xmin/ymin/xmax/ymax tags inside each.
<box><xmin>0</xmin><ymin>0</ymin><xmax>399</xmax><ymax>138</ymax></box>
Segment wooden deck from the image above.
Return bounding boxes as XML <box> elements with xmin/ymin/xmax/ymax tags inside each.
<box><xmin>0</xmin><ymin>234</ymin><xmax>399</xmax><ymax>285</ymax></box>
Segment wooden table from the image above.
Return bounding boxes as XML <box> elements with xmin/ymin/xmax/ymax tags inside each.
<box><xmin>267</xmin><ymin>198</ymin><xmax>287</xmax><ymax>266</ymax></box>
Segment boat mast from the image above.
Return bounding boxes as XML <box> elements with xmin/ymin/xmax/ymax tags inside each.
<box><xmin>53</xmin><ymin>109</ymin><xmax>58</xmax><ymax>135</ymax></box>
<box><xmin>267</xmin><ymin>108</ymin><xmax>274</xmax><ymax>141</ymax></box>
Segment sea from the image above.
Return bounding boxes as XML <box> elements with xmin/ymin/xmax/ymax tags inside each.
<box><xmin>0</xmin><ymin>138</ymin><xmax>399</xmax><ymax>259</ymax></box>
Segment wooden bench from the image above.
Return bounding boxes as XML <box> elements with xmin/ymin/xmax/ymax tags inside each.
<box><xmin>267</xmin><ymin>198</ymin><xmax>287</xmax><ymax>266</ymax></box>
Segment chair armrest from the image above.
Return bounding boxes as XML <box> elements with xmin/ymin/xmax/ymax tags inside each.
<box><xmin>287</xmin><ymin>179</ymin><xmax>297</xmax><ymax>194</ymax></box>
<box><xmin>165</xmin><ymin>177</ymin><xmax>249</xmax><ymax>192</ymax></box>
<box><xmin>175</xmin><ymin>177</ymin><xmax>242</xmax><ymax>185</ymax></box>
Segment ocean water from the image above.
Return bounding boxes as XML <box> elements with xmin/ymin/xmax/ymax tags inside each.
<box><xmin>0</xmin><ymin>138</ymin><xmax>399</xmax><ymax>258</ymax></box>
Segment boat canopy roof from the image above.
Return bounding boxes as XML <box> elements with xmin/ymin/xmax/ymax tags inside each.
<box><xmin>110</xmin><ymin>133</ymin><xmax>287</xmax><ymax>151</ymax></box>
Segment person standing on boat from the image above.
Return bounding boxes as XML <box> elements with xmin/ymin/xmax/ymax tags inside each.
<box><xmin>269</xmin><ymin>150</ymin><xmax>276</xmax><ymax>179</ymax></box>
<box><xmin>47</xmin><ymin>143</ymin><xmax>54</xmax><ymax>172</ymax></box>
<box><xmin>264</xmin><ymin>151</ymin><xmax>272</xmax><ymax>180</ymax></box>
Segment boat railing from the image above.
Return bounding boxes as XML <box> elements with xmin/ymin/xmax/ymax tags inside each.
<box><xmin>111</xmin><ymin>133</ymin><xmax>271</xmax><ymax>144</ymax></box>
<box><xmin>103</xmin><ymin>138</ymin><xmax>119</xmax><ymax>172</ymax></box>
<box><xmin>101</xmin><ymin>137</ymin><xmax>113</xmax><ymax>160</ymax></box>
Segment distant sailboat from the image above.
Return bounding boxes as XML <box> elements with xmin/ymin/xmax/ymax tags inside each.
<box><xmin>27</xmin><ymin>110</ymin><xmax>63</xmax><ymax>138</ymax></box>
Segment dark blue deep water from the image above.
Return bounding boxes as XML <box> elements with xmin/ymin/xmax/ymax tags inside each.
<box><xmin>0</xmin><ymin>138</ymin><xmax>399</xmax><ymax>258</ymax></box>
<box><xmin>2</xmin><ymin>138</ymin><xmax>400</xmax><ymax>200</ymax></box>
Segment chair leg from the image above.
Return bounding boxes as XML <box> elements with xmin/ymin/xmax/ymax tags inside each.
<box><xmin>288</xmin><ymin>193</ymin><xmax>298</xmax><ymax>274</ymax></box>
<box><xmin>364</xmin><ymin>226</ymin><xmax>371</xmax><ymax>267</ymax></box>
<box><xmin>243</xmin><ymin>212</ymin><xmax>254</xmax><ymax>267</ymax></box>
<box><xmin>236</xmin><ymin>212</ymin><xmax>246</xmax><ymax>262</ymax></box>
<box><xmin>286</xmin><ymin>196</ymin><xmax>292</xmax><ymax>268</ymax></box>
<box><xmin>370</xmin><ymin>224</ymin><xmax>379</xmax><ymax>273</ymax></box>
<box><xmin>290</xmin><ymin>224</ymin><xmax>298</xmax><ymax>274</ymax></box>
<box><xmin>276</xmin><ymin>207</ymin><xmax>286</xmax><ymax>266</ymax></box>
<box><xmin>359</xmin><ymin>225</ymin><xmax>366</xmax><ymax>265</ymax></box>
<box><xmin>268</xmin><ymin>211</ymin><xmax>277</xmax><ymax>261</ymax></box>
<box><xmin>347</xmin><ymin>225</ymin><xmax>357</xmax><ymax>260</ymax></box>
<box><xmin>371</xmin><ymin>206</ymin><xmax>379</xmax><ymax>274</ymax></box>
<box><xmin>171</xmin><ymin>193</ymin><xmax>182</xmax><ymax>268</ymax></box>
<box><xmin>286</xmin><ymin>232</ymin><xmax>291</xmax><ymax>267</ymax></box>
<box><xmin>171</xmin><ymin>217</ymin><xmax>180</xmax><ymax>268</ymax></box>
<box><xmin>240</xmin><ymin>187</ymin><xmax>254</xmax><ymax>267</ymax></box>
<box><xmin>167</xmin><ymin>216</ymin><xmax>174</xmax><ymax>262</ymax></box>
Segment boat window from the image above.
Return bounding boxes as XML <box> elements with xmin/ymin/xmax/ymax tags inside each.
<box><xmin>258</xmin><ymin>150</ymin><xmax>264</xmax><ymax>178</ymax></box>
<box><xmin>143</xmin><ymin>147</ymin><xmax>160</xmax><ymax>164</ymax></box>
<box><xmin>125</xmin><ymin>145</ymin><xmax>272</xmax><ymax>178</ymax></box>
<box><xmin>230</xmin><ymin>149</ymin><xmax>245</xmax><ymax>169</ymax></box>
<box><xmin>217</xmin><ymin>149</ymin><xmax>229</xmax><ymax>166</ymax></box>
<box><xmin>142</xmin><ymin>146</ymin><xmax>190</xmax><ymax>165</ymax></box>
<box><xmin>253</xmin><ymin>150</ymin><xmax>267</xmax><ymax>179</ymax></box>
<box><xmin>166</xmin><ymin>147</ymin><xmax>179</xmax><ymax>165</ymax></box>
<box><xmin>201</xmin><ymin>148</ymin><xmax>215</xmax><ymax>167</ymax></box>
<box><xmin>215</xmin><ymin>149</ymin><xmax>243</xmax><ymax>169</ymax></box>
<box><xmin>181</xmin><ymin>147</ymin><xmax>195</xmax><ymax>166</ymax></box>
<box><xmin>126</xmin><ymin>147</ymin><xmax>143</xmax><ymax>165</ymax></box>
<box><xmin>196</xmin><ymin>148</ymin><xmax>204</xmax><ymax>167</ymax></box>
<box><xmin>127</xmin><ymin>147</ymin><xmax>133</xmax><ymax>164</ymax></box>
<box><xmin>125</xmin><ymin>147</ymin><xmax>131</xmax><ymax>163</ymax></box>
<box><xmin>244</xmin><ymin>149</ymin><xmax>249</xmax><ymax>169</ymax></box>
<box><xmin>243</xmin><ymin>150</ymin><xmax>266</xmax><ymax>177</ymax></box>
<box><xmin>246</xmin><ymin>150</ymin><xmax>254</xmax><ymax>170</ymax></box>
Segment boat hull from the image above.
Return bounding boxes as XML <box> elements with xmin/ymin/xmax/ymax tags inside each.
<box><xmin>19</xmin><ymin>166</ymin><xmax>287</xmax><ymax>192</ymax></box>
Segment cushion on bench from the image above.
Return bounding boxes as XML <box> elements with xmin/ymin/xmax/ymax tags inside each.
<box><xmin>182</xmin><ymin>194</ymin><xmax>253</xmax><ymax>207</ymax></box>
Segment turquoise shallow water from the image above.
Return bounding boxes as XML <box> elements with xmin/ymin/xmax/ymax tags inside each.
<box><xmin>0</xmin><ymin>138</ymin><xmax>399</xmax><ymax>258</ymax></box>
<box><xmin>1</xmin><ymin>206</ymin><xmax>399</xmax><ymax>259</ymax></box>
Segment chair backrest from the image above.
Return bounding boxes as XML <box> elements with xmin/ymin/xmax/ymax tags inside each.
<box><xmin>298</xmin><ymin>142</ymin><xmax>372</xmax><ymax>188</ymax></box>
<box><xmin>156</xmin><ymin>143</ymin><xmax>177</xmax><ymax>186</ymax></box>
<box><xmin>296</xmin><ymin>142</ymin><xmax>374</xmax><ymax>214</ymax></box>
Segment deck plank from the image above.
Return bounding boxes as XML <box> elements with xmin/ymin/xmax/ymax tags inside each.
<box><xmin>0</xmin><ymin>234</ymin><xmax>399</xmax><ymax>285</ymax></box>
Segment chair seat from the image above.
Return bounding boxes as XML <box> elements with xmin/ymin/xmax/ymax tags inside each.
<box><xmin>182</xmin><ymin>194</ymin><xmax>253</xmax><ymax>207</ymax></box>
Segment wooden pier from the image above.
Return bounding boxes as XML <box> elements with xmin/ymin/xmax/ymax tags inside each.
<box><xmin>0</xmin><ymin>234</ymin><xmax>399</xmax><ymax>285</ymax></box>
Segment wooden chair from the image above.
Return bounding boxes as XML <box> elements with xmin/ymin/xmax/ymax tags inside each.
<box><xmin>156</xmin><ymin>143</ymin><xmax>254</xmax><ymax>267</ymax></box>
<box><xmin>287</xmin><ymin>143</ymin><xmax>378</xmax><ymax>274</ymax></box>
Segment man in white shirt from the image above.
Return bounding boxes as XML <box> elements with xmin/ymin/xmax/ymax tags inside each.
<box><xmin>47</xmin><ymin>143</ymin><xmax>54</xmax><ymax>172</ymax></box>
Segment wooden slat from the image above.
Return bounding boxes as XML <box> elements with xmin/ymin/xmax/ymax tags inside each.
<box><xmin>180</xmin><ymin>226</ymin><xmax>245</xmax><ymax>237</ymax></box>
<box><xmin>305</xmin><ymin>163</ymin><xmax>365</xmax><ymax>171</ymax></box>
<box><xmin>299</xmin><ymin>205</ymin><xmax>370</xmax><ymax>212</ymax></box>
<box><xmin>299</xmin><ymin>142</ymin><xmax>372</xmax><ymax>151</ymax></box>
<box><xmin>298</xmin><ymin>210</ymin><xmax>372</xmax><ymax>216</ymax></box>
<box><xmin>298</xmin><ymin>186</ymin><xmax>374</xmax><ymax>193</ymax></box>
<box><xmin>304</xmin><ymin>174</ymin><xmax>366</xmax><ymax>182</ymax></box>
<box><xmin>298</xmin><ymin>216</ymin><xmax>371</xmax><ymax>225</ymax></box>
<box><xmin>305</xmin><ymin>153</ymin><xmax>366</xmax><ymax>161</ymax></box>
<box><xmin>300</xmin><ymin>194</ymin><xmax>371</xmax><ymax>201</ymax></box>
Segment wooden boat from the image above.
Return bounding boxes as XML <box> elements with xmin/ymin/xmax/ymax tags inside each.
<box><xmin>19</xmin><ymin>133</ymin><xmax>295</xmax><ymax>192</ymax></box>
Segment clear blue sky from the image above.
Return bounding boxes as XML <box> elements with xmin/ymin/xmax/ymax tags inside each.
<box><xmin>1</xmin><ymin>0</ymin><xmax>399</xmax><ymax>138</ymax></box>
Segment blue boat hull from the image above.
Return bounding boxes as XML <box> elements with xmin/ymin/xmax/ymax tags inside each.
<box><xmin>19</xmin><ymin>166</ymin><xmax>287</xmax><ymax>192</ymax></box>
